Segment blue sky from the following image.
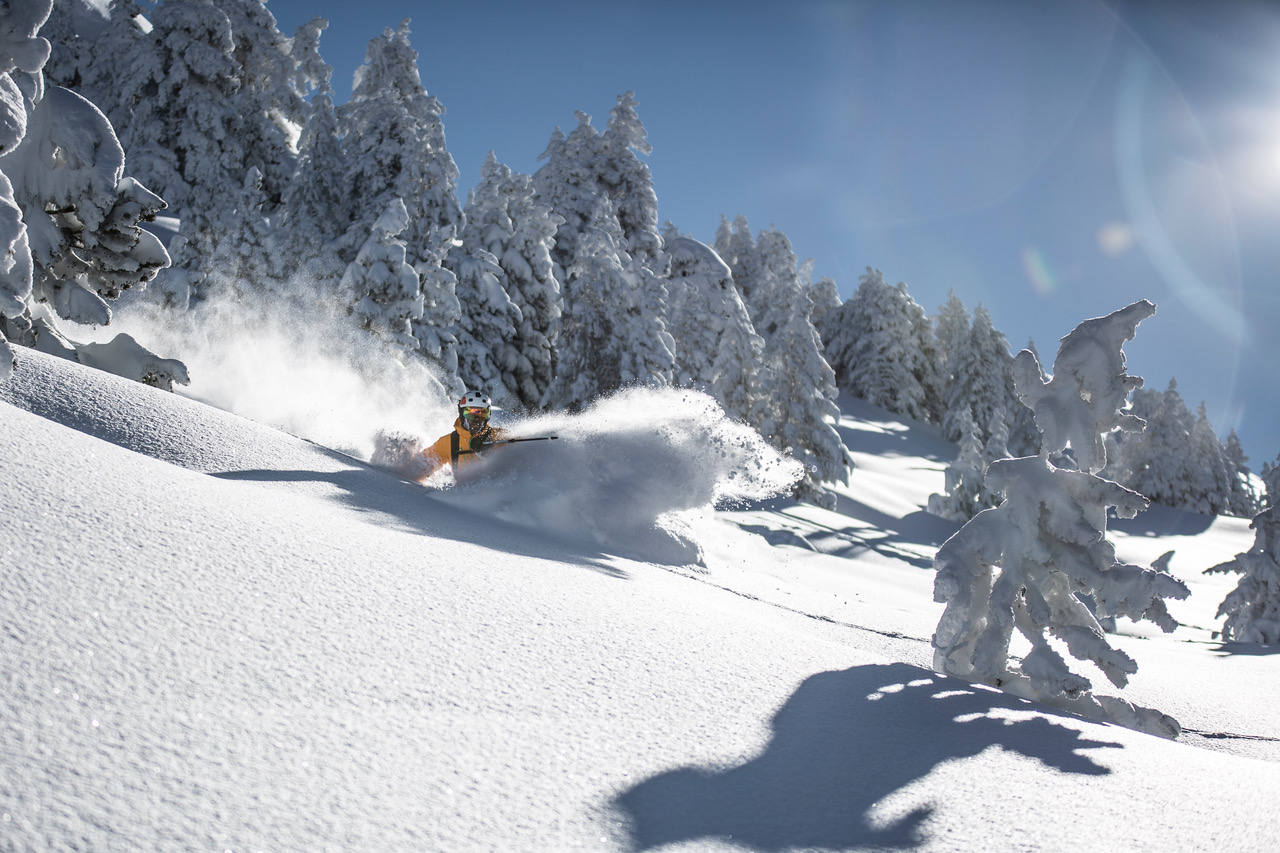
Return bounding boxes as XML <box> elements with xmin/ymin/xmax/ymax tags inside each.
<box><xmin>265</xmin><ymin>0</ymin><xmax>1280</xmax><ymax>468</ymax></box>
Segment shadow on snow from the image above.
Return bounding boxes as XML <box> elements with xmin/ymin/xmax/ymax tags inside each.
<box><xmin>211</xmin><ymin>446</ymin><xmax>631</xmax><ymax>579</ymax></box>
<box><xmin>614</xmin><ymin>662</ymin><xmax>1119</xmax><ymax>852</ymax></box>
<box><xmin>730</xmin><ymin>493</ymin><xmax>959</xmax><ymax>571</ymax></box>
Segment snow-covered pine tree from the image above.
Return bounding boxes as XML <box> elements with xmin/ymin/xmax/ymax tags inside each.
<box><xmin>212</xmin><ymin>0</ymin><xmax>324</xmax><ymax>210</ymax></box>
<box><xmin>1105</xmin><ymin>381</ymin><xmax>1185</xmax><ymax>504</ymax></box>
<box><xmin>597</xmin><ymin>91</ymin><xmax>661</xmax><ymax>268</ymax></box>
<box><xmin>1189</xmin><ymin>402</ymin><xmax>1235</xmax><ymax>515</ymax></box>
<box><xmin>41</xmin><ymin>0</ymin><xmax>143</xmax><ymax>117</ymax></box>
<box><xmin>110</xmin><ymin>0</ymin><xmax>245</xmax><ymax>307</ymax></box>
<box><xmin>1261</xmin><ymin>453</ymin><xmax>1280</xmax><ymax>510</ymax></box>
<box><xmin>943</xmin><ymin>304</ymin><xmax>1015</xmax><ymax>443</ymax></box>
<box><xmin>714</xmin><ymin>214</ymin><xmax>763</xmax><ymax>321</ymax></box>
<box><xmin>1222</xmin><ymin>430</ymin><xmax>1259</xmax><ymax>517</ymax></box>
<box><xmin>1006</xmin><ymin>338</ymin><xmax>1042</xmax><ymax>456</ymax></box>
<box><xmin>931</xmin><ymin>300</ymin><xmax>1191</xmax><ymax>738</ymax></box>
<box><xmin>280</xmin><ymin>90</ymin><xmax>346</xmax><ymax>290</ymax></box>
<box><xmin>339</xmin><ymin>198</ymin><xmax>422</xmax><ymax>351</ymax></box>
<box><xmin>808</xmin><ymin>275</ymin><xmax>840</xmax><ymax>331</ymax></box>
<box><xmin>340</xmin><ymin>19</ymin><xmax>462</xmax><ymax>384</ymax></box>
<box><xmin>664</xmin><ymin>234</ymin><xmax>767</xmax><ymax>426</ymax></box>
<box><xmin>450</xmin><ymin>237</ymin><xmax>519</xmax><ymax>408</ymax></box>
<box><xmin>0</xmin><ymin>0</ymin><xmax>178</xmax><ymax>385</ymax></box>
<box><xmin>534</xmin><ymin>94</ymin><xmax>664</xmax><ymax>282</ymax></box>
<box><xmin>934</xmin><ymin>290</ymin><xmax>970</xmax><ymax>378</ymax></box>
<box><xmin>1106</xmin><ymin>380</ymin><xmax>1245</xmax><ymax>515</ymax></box>
<box><xmin>197</xmin><ymin>167</ymin><xmax>282</xmax><ymax>300</ymax></box>
<box><xmin>458</xmin><ymin>151</ymin><xmax>565</xmax><ymax>411</ymax></box>
<box><xmin>543</xmin><ymin>199</ymin><xmax>675</xmax><ymax>410</ymax></box>
<box><xmin>822</xmin><ymin>267</ymin><xmax>934</xmax><ymax>423</ymax></box>
<box><xmin>714</xmin><ymin>233</ymin><xmax>851</xmax><ymax>506</ymax></box>
<box><xmin>532</xmin><ymin>98</ymin><xmax>676</xmax><ymax>411</ymax></box>
<box><xmin>927</xmin><ymin>406</ymin><xmax>987</xmax><ymax>522</ymax></box>
<box><xmin>532</xmin><ymin>116</ymin><xmax>596</xmax><ymax>281</ymax></box>
<box><xmin>1206</xmin><ymin>505</ymin><xmax>1280</xmax><ymax>644</ymax></box>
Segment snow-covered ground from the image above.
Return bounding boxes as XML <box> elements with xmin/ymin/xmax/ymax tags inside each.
<box><xmin>3</xmin><ymin>348</ymin><xmax>1278</xmax><ymax>851</ymax></box>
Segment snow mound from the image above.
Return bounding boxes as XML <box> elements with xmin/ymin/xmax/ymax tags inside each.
<box><xmin>0</xmin><ymin>345</ymin><xmax>336</xmax><ymax>474</ymax></box>
<box><xmin>379</xmin><ymin>388</ymin><xmax>802</xmax><ymax>563</ymax></box>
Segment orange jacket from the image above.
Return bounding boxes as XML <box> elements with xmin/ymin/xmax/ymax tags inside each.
<box><xmin>420</xmin><ymin>418</ymin><xmax>508</xmax><ymax>479</ymax></box>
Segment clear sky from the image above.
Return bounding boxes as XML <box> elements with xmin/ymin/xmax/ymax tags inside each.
<box><xmin>264</xmin><ymin>0</ymin><xmax>1280</xmax><ymax>468</ymax></box>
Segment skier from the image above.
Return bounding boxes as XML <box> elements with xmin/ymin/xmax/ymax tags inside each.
<box><xmin>418</xmin><ymin>390</ymin><xmax>509</xmax><ymax>481</ymax></box>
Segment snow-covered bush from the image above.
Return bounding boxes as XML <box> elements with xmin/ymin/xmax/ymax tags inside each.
<box><xmin>931</xmin><ymin>300</ymin><xmax>1191</xmax><ymax>738</ymax></box>
<box><xmin>1206</xmin><ymin>505</ymin><xmax>1280</xmax><ymax>644</ymax></box>
<box><xmin>0</xmin><ymin>0</ymin><xmax>180</xmax><ymax>387</ymax></box>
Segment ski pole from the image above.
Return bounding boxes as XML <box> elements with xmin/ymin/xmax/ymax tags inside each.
<box><xmin>457</xmin><ymin>436</ymin><xmax>558</xmax><ymax>456</ymax></box>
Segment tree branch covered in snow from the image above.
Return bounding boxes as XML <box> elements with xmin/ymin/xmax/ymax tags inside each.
<box><xmin>931</xmin><ymin>301</ymin><xmax>1191</xmax><ymax>738</ymax></box>
<box><xmin>1206</xmin><ymin>504</ymin><xmax>1280</xmax><ymax>644</ymax></box>
<box><xmin>0</xmin><ymin>0</ymin><xmax>180</xmax><ymax>387</ymax></box>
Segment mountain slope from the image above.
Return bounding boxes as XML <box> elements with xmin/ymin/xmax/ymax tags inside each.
<box><xmin>2</xmin><ymin>348</ymin><xmax>1278</xmax><ymax>851</ymax></box>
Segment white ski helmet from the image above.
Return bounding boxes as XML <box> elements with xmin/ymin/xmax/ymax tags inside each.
<box><xmin>458</xmin><ymin>389</ymin><xmax>492</xmax><ymax>431</ymax></box>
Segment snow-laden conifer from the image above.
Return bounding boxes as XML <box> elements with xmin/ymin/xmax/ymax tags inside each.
<box><xmin>451</xmin><ymin>239</ymin><xmax>519</xmax><ymax>408</ymax></box>
<box><xmin>339</xmin><ymin>198</ymin><xmax>422</xmax><ymax>351</ymax></box>
<box><xmin>121</xmin><ymin>0</ymin><xmax>241</xmax><ymax>219</ymax></box>
<box><xmin>822</xmin><ymin>267</ymin><xmax>934</xmax><ymax>423</ymax></box>
<box><xmin>542</xmin><ymin>200</ymin><xmax>674</xmax><ymax>411</ymax></box>
<box><xmin>196</xmin><ymin>167</ymin><xmax>281</xmax><ymax>300</ymax></box>
<box><xmin>931</xmin><ymin>300</ymin><xmax>1191</xmax><ymax>738</ymax></box>
<box><xmin>942</xmin><ymin>304</ymin><xmax>1014</xmax><ymax>443</ymax></box>
<box><xmin>934</xmin><ymin>290</ymin><xmax>970</xmax><ymax>379</ymax></box>
<box><xmin>1222</xmin><ymin>430</ymin><xmax>1260</xmax><ymax>517</ymax></box>
<box><xmin>280</xmin><ymin>91</ymin><xmax>346</xmax><ymax>291</ymax></box>
<box><xmin>213</xmin><ymin>0</ymin><xmax>322</xmax><ymax>209</ymax></box>
<box><xmin>461</xmin><ymin>152</ymin><xmax>562</xmax><ymax>411</ymax></box>
<box><xmin>1262</xmin><ymin>453</ymin><xmax>1280</xmax><ymax>510</ymax></box>
<box><xmin>1106</xmin><ymin>380</ymin><xmax>1246</xmax><ymax>515</ymax></box>
<box><xmin>664</xmin><ymin>234</ymin><xmax>767</xmax><ymax>426</ymax></box>
<box><xmin>340</xmin><ymin>19</ymin><xmax>462</xmax><ymax>383</ymax></box>
<box><xmin>0</xmin><ymin>0</ymin><xmax>177</xmax><ymax>385</ymax></box>
<box><xmin>808</xmin><ymin>275</ymin><xmax>840</xmax><ymax>331</ymax></box>
<box><xmin>1206</xmin><ymin>505</ymin><xmax>1280</xmax><ymax>644</ymax></box>
<box><xmin>534</xmin><ymin>94</ymin><xmax>663</xmax><ymax>288</ymax></box>
<box><xmin>341</xmin><ymin>18</ymin><xmax>460</xmax><ymax>254</ymax></box>
<box><xmin>714</xmin><ymin>214</ymin><xmax>763</xmax><ymax>318</ymax></box>
<box><xmin>928</xmin><ymin>407</ymin><xmax>987</xmax><ymax>522</ymax></box>
<box><xmin>599</xmin><ymin>92</ymin><xmax>661</xmax><ymax>267</ymax></box>
<box><xmin>754</xmin><ymin>275</ymin><xmax>850</xmax><ymax>508</ymax></box>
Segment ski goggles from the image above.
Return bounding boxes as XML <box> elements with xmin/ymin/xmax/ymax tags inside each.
<box><xmin>462</xmin><ymin>406</ymin><xmax>490</xmax><ymax>419</ymax></box>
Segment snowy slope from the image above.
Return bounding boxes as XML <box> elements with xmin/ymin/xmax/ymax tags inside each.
<box><xmin>3</xmin><ymin>348</ymin><xmax>1279</xmax><ymax>851</ymax></box>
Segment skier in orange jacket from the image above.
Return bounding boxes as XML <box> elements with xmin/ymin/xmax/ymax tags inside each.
<box><xmin>418</xmin><ymin>389</ymin><xmax>508</xmax><ymax>481</ymax></box>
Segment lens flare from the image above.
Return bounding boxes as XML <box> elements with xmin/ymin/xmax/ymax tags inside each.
<box><xmin>1021</xmin><ymin>247</ymin><xmax>1057</xmax><ymax>296</ymax></box>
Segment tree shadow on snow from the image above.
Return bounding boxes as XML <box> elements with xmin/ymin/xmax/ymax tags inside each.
<box><xmin>1209</xmin><ymin>641</ymin><xmax>1280</xmax><ymax>657</ymax></box>
<box><xmin>211</xmin><ymin>452</ymin><xmax>631</xmax><ymax>579</ymax></box>
<box><xmin>832</xmin><ymin>408</ymin><xmax>953</xmax><ymax>464</ymax></box>
<box><xmin>732</xmin><ymin>493</ymin><xmax>957</xmax><ymax>570</ymax></box>
<box><xmin>614</xmin><ymin>662</ymin><xmax>1120</xmax><ymax>852</ymax></box>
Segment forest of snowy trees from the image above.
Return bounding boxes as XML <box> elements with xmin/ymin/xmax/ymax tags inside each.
<box><xmin>3</xmin><ymin>0</ymin><xmax>1274</xmax><ymax>518</ymax></box>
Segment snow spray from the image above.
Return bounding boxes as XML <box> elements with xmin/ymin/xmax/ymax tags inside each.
<box><xmin>383</xmin><ymin>388</ymin><xmax>803</xmax><ymax>564</ymax></box>
<box><xmin>82</xmin><ymin>285</ymin><xmax>455</xmax><ymax>459</ymax></box>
